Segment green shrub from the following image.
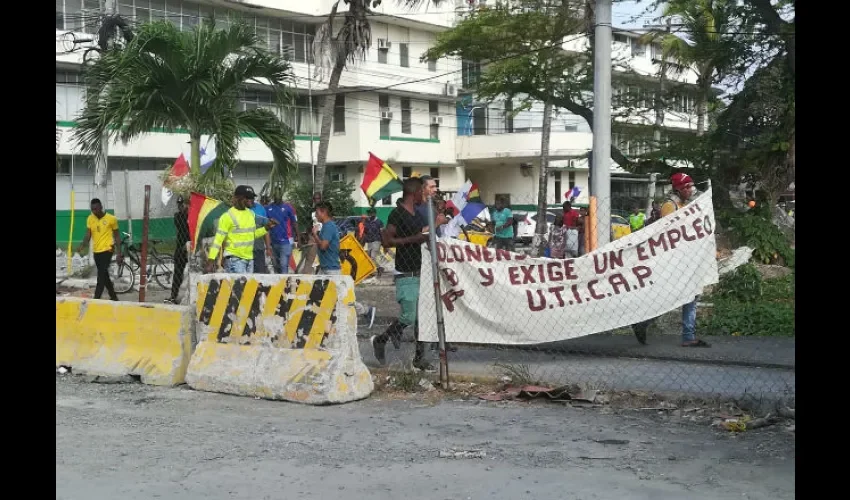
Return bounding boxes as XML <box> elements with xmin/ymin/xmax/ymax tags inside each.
<box><xmin>700</xmin><ymin>270</ymin><xmax>794</xmax><ymax>337</ymax></box>
<box><xmin>718</xmin><ymin>211</ymin><xmax>795</xmax><ymax>267</ymax></box>
<box><xmin>287</xmin><ymin>178</ymin><xmax>357</xmax><ymax>235</ymax></box>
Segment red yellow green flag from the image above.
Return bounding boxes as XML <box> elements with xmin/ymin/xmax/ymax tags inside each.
<box><xmin>360</xmin><ymin>152</ymin><xmax>403</xmax><ymax>206</ymax></box>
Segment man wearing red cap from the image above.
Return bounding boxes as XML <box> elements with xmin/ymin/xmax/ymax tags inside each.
<box><xmin>660</xmin><ymin>172</ymin><xmax>710</xmax><ymax>347</ymax></box>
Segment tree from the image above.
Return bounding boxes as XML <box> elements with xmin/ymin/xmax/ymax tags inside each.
<box><xmin>423</xmin><ymin>0</ymin><xmax>634</xmax><ymax>169</ymax></box>
<box><xmin>73</xmin><ymin>19</ymin><xmax>299</xmax><ymax>193</ymax></box>
<box><xmin>311</xmin><ymin>0</ymin><xmax>445</xmax><ymax>196</ymax></box>
<box><xmin>643</xmin><ymin>0</ymin><xmax>742</xmax><ymax>136</ymax></box>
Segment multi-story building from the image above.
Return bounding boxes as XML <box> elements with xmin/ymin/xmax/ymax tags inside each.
<box><xmin>56</xmin><ymin>0</ymin><xmax>464</xmax><ymax>242</ymax></box>
<box><xmin>55</xmin><ymin>1</ymin><xmax>701</xmax><ymax>243</ymax></box>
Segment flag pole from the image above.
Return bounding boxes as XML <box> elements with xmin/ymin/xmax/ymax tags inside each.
<box><xmin>426</xmin><ymin>195</ymin><xmax>450</xmax><ymax>389</ymax></box>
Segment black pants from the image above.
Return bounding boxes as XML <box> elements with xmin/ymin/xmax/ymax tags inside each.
<box><xmin>494</xmin><ymin>237</ymin><xmax>515</xmax><ymax>252</ymax></box>
<box><xmin>253</xmin><ymin>247</ymin><xmax>268</xmax><ymax>273</ymax></box>
<box><xmin>170</xmin><ymin>248</ymin><xmax>187</xmax><ymax>301</ymax></box>
<box><xmin>93</xmin><ymin>251</ymin><xmax>118</xmax><ymax>301</ymax></box>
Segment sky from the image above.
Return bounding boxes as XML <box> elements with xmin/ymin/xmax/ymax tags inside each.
<box><xmin>612</xmin><ymin>1</ymin><xmax>661</xmax><ymax>29</ymax></box>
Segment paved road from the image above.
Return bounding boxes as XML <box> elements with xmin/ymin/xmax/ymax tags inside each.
<box><xmin>56</xmin><ymin>376</ymin><xmax>795</xmax><ymax>500</ymax></box>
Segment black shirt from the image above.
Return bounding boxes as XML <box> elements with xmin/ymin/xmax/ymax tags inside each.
<box><xmin>174</xmin><ymin>211</ymin><xmax>190</xmax><ymax>249</ymax></box>
<box><xmin>388</xmin><ymin>204</ymin><xmax>425</xmax><ymax>273</ymax></box>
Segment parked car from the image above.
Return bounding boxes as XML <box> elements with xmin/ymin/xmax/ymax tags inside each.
<box><xmin>514</xmin><ymin>210</ymin><xmax>557</xmax><ymax>244</ymax></box>
<box><xmin>611</xmin><ymin>214</ymin><xmax>631</xmax><ymax>241</ymax></box>
<box><xmin>335</xmin><ymin>216</ymin><xmax>364</xmax><ymax>237</ymax></box>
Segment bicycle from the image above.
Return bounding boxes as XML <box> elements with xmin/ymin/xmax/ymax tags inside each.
<box><xmin>108</xmin><ymin>232</ymin><xmax>176</xmax><ymax>294</ymax></box>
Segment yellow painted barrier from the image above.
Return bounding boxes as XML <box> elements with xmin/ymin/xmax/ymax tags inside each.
<box><xmin>56</xmin><ymin>297</ymin><xmax>194</xmax><ymax>386</ymax></box>
<box><xmin>186</xmin><ymin>273</ymin><xmax>374</xmax><ymax>405</ymax></box>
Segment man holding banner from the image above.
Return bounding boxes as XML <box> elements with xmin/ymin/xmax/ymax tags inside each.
<box><xmin>371</xmin><ymin>177</ymin><xmax>433</xmax><ymax>372</ymax></box>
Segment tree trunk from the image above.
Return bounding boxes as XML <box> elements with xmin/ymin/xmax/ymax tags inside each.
<box><xmin>695</xmin><ymin>75</ymin><xmax>710</xmax><ymax>137</ymax></box>
<box><xmin>189</xmin><ymin>132</ymin><xmax>201</xmax><ymax>175</ymax></box>
<box><xmin>532</xmin><ymin>99</ymin><xmax>554</xmax><ymax>257</ymax></box>
<box><xmin>314</xmin><ymin>58</ymin><xmax>346</xmax><ymax>195</ymax></box>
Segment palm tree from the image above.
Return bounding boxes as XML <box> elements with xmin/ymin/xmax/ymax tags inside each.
<box><xmin>311</xmin><ymin>0</ymin><xmax>444</xmax><ymax>195</ymax></box>
<box><xmin>645</xmin><ymin>0</ymin><xmax>740</xmax><ymax>136</ymax></box>
<box><xmin>73</xmin><ymin>19</ymin><xmax>299</xmax><ymax>191</ymax></box>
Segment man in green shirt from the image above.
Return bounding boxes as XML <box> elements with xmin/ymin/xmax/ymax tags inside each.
<box><xmin>491</xmin><ymin>197</ymin><xmax>515</xmax><ymax>251</ymax></box>
<box><xmin>629</xmin><ymin>204</ymin><xmax>646</xmax><ymax>232</ymax></box>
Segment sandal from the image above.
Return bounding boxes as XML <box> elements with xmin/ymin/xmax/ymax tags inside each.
<box><xmin>682</xmin><ymin>339</ymin><xmax>711</xmax><ymax>348</ymax></box>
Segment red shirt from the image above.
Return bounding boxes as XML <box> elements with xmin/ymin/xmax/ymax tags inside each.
<box><xmin>563</xmin><ymin>209</ymin><xmax>580</xmax><ymax>228</ymax></box>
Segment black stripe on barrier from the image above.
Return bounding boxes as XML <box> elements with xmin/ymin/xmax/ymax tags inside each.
<box><xmin>199</xmin><ymin>279</ymin><xmax>221</xmax><ymax>324</ymax></box>
<box><xmin>244</xmin><ymin>284</ymin><xmax>271</xmax><ymax>339</ymax></box>
<box><xmin>294</xmin><ymin>279</ymin><xmax>330</xmax><ymax>349</ymax></box>
<box><xmin>218</xmin><ymin>276</ymin><xmax>247</xmax><ymax>342</ymax></box>
<box><xmin>277</xmin><ymin>278</ymin><xmax>295</xmax><ymax>319</ymax></box>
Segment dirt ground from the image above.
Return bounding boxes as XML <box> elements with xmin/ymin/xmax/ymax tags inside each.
<box><xmin>56</xmin><ymin>375</ymin><xmax>794</xmax><ymax>500</ymax></box>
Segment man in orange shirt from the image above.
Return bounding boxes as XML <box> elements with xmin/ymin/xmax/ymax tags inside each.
<box><xmin>77</xmin><ymin>198</ymin><xmax>123</xmax><ymax>301</ymax></box>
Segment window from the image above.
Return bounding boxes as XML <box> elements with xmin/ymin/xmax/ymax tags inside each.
<box><xmin>294</xmin><ymin>95</ymin><xmax>319</xmax><ymax>135</ymax></box>
<box><xmin>429</xmin><ymin>168</ymin><xmax>440</xmax><ymax>189</ymax></box>
<box><xmin>568</xmin><ymin>171</ymin><xmax>576</xmax><ymax>190</ymax></box>
<box><xmin>56</xmin><ymin>157</ymin><xmax>71</xmax><ymax>176</ymax></box>
<box><xmin>378</xmin><ymin>47</ymin><xmax>388</xmax><ymax>64</ymax></box>
<box><xmin>429</xmin><ymin>100</ymin><xmax>439</xmax><ymax>140</ymax></box>
<box><xmin>330</xmin><ymin>166</ymin><xmax>345</xmax><ymax>183</ymax></box>
<box><xmin>428</xmin><ymin>59</ymin><xmax>436</xmax><ymax>72</ymax></box>
<box><xmin>62</xmin><ymin>0</ymin><xmax>101</xmax><ymax>33</ymax></box>
<box><xmin>613</xmin><ymin>34</ymin><xmax>628</xmax><ymax>44</ymax></box>
<box><xmin>333</xmin><ymin>94</ymin><xmax>345</xmax><ymax>133</ymax></box>
<box><xmin>462</xmin><ymin>60</ymin><xmax>481</xmax><ymax>88</ymax></box>
<box><xmin>399</xmin><ymin>43</ymin><xmax>409</xmax><ymax>68</ymax></box>
<box><xmin>651</xmin><ymin>43</ymin><xmax>662</xmax><ymax>61</ymax></box>
<box><xmin>56</xmin><ymin>0</ymin><xmax>64</xmax><ymax>29</ymax></box>
<box><xmin>554</xmin><ymin>171</ymin><xmax>562</xmax><ymax>204</ymax></box>
<box><xmin>56</xmin><ymin>71</ymin><xmax>85</xmax><ymax>121</ymax></box>
<box><xmin>401</xmin><ymin>98</ymin><xmax>411</xmax><ymax>134</ymax></box>
<box><xmin>631</xmin><ymin>39</ymin><xmax>646</xmax><ymax>57</ymax></box>
<box><xmin>505</xmin><ymin>99</ymin><xmax>514</xmax><ymax>133</ymax></box>
<box><xmin>379</xmin><ymin>94</ymin><xmax>390</xmax><ymax>137</ymax></box>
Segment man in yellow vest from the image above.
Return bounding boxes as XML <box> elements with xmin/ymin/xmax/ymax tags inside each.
<box><xmin>205</xmin><ymin>185</ymin><xmax>277</xmax><ymax>274</ymax></box>
<box><xmin>629</xmin><ymin>204</ymin><xmax>646</xmax><ymax>232</ymax></box>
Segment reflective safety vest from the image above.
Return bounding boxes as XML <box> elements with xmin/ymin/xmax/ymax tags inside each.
<box><xmin>629</xmin><ymin>212</ymin><xmax>646</xmax><ymax>231</ymax></box>
<box><xmin>208</xmin><ymin>207</ymin><xmax>267</xmax><ymax>261</ymax></box>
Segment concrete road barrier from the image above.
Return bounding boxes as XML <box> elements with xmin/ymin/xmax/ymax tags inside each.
<box><xmin>186</xmin><ymin>273</ymin><xmax>374</xmax><ymax>405</ymax></box>
<box><xmin>56</xmin><ymin>297</ymin><xmax>194</xmax><ymax>386</ymax></box>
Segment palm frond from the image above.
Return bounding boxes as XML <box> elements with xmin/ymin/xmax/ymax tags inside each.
<box><xmin>236</xmin><ymin>108</ymin><xmax>298</xmax><ymax>188</ymax></box>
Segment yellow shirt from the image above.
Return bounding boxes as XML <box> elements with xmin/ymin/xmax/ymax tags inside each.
<box><xmin>87</xmin><ymin>213</ymin><xmax>119</xmax><ymax>253</ymax></box>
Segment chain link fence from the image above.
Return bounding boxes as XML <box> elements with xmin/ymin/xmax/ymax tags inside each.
<box><xmin>57</xmin><ymin>181</ymin><xmax>795</xmax><ymax>406</ymax></box>
<box><xmin>360</xmin><ymin>188</ymin><xmax>795</xmax><ymax>407</ymax></box>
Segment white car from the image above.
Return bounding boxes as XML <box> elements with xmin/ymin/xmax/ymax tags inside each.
<box><xmin>514</xmin><ymin>210</ymin><xmax>558</xmax><ymax>244</ymax></box>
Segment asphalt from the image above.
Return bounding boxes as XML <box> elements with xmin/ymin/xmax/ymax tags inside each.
<box><xmin>56</xmin><ymin>376</ymin><xmax>796</xmax><ymax>500</ymax></box>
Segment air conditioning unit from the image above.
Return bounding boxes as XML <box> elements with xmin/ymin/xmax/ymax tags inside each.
<box><xmin>380</xmin><ymin>108</ymin><xmax>393</xmax><ymax>120</ymax></box>
<box><xmin>377</xmin><ymin>39</ymin><xmax>390</xmax><ymax>51</ymax></box>
<box><xmin>430</xmin><ymin>115</ymin><xmax>444</xmax><ymax>126</ymax></box>
<box><xmin>444</xmin><ymin>83</ymin><xmax>458</xmax><ymax>97</ymax></box>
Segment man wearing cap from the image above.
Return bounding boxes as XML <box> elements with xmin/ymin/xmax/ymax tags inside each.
<box><xmin>205</xmin><ymin>185</ymin><xmax>277</xmax><ymax>274</ymax></box>
<box><xmin>662</xmin><ymin>172</ymin><xmax>710</xmax><ymax>348</ymax></box>
<box><xmin>165</xmin><ymin>195</ymin><xmax>190</xmax><ymax>304</ymax></box>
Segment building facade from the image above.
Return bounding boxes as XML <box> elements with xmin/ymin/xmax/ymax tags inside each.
<box><xmin>55</xmin><ymin>1</ymin><xmax>700</xmax><ymax>243</ymax></box>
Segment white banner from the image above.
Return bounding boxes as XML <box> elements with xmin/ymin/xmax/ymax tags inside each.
<box><xmin>419</xmin><ymin>189</ymin><xmax>719</xmax><ymax>344</ymax></box>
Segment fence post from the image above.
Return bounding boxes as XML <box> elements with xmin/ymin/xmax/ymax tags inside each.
<box><xmin>426</xmin><ymin>196</ymin><xmax>449</xmax><ymax>389</ymax></box>
<box><xmin>588</xmin><ymin>196</ymin><xmax>599</xmax><ymax>252</ymax></box>
<box><xmin>138</xmin><ymin>185</ymin><xmax>151</xmax><ymax>303</ymax></box>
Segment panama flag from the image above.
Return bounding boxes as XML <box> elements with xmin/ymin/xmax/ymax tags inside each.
<box><xmin>447</xmin><ymin>180</ymin><xmax>487</xmax><ymax>225</ymax></box>
<box><xmin>565</xmin><ymin>185</ymin><xmax>582</xmax><ymax>200</ymax></box>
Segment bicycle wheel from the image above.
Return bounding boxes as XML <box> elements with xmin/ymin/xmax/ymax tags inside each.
<box><xmin>108</xmin><ymin>261</ymin><xmax>135</xmax><ymax>294</ymax></box>
<box><xmin>153</xmin><ymin>256</ymin><xmax>176</xmax><ymax>289</ymax></box>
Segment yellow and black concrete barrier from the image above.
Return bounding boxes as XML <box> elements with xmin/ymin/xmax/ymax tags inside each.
<box><xmin>185</xmin><ymin>273</ymin><xmax>374</xmax><ymax>405</ymax></box>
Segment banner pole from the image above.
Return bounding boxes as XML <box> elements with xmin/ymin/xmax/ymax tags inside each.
<box><xmin>588</xmin><ymin>196</ymin><xmax>599</xmax><ymax>251</ymax></box>
<box><xmin>67</xmin><ymin>190</ymin><xmax>75</xmax><ymax>274</ymax></box>
<box><xmin>426</xmin><ymin>195</ymin><xmax>449</xmax><ymax>389</ymax></box>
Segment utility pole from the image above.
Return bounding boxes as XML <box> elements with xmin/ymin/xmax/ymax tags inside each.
<box><xmin>93</xmin><ymin>0</ymin><xmax>117</xmax><ymax>206</ymax></box>
<box><xmin>590</xmin><ymin>0</ymin><xmax>612</xmax><ymax>249</ymax></box>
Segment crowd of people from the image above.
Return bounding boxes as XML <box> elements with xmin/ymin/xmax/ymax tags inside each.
<box><xmin>79</xmin><ymin>171</ymin><xmax>707</xmax><ymax>368</ymax></box>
